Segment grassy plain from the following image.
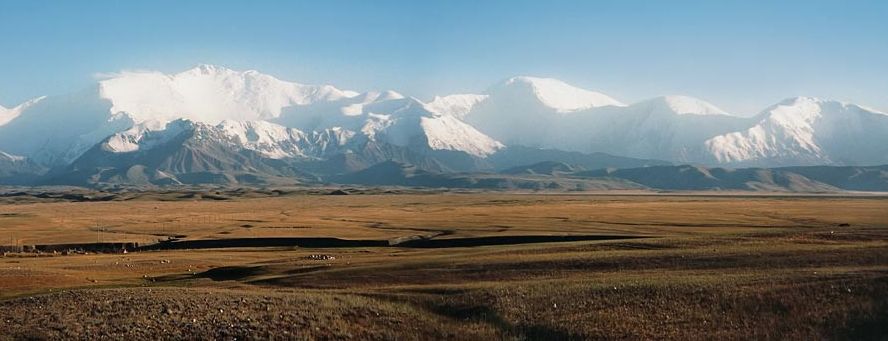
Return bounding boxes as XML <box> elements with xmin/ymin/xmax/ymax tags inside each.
<box><xmin>1</xmin><ymin>191</ymin><xmax>886</xmax><ymax>339</ymax></box>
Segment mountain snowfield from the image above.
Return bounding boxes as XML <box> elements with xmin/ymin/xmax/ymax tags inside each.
<box><xmin>705</xmin><ymin>97</ymin><xmax>888</xmax><ymax>166</ymax></box>
<box><xmin>95</xmin><ymin>65</ymin><xmax>504</xmax><ymax>160</ymax></box>
<box><xmin>0</xmin><ymin>96</ymin><xmax>45</xmax><ymax>126</ymax></box>
<box><xmin>0</xmin><ymin>64</ymin><xmax>886</xmax><ymax>186</ymax></box>
<box><xmin>425</xmin><ymin>94</ymin><xmax>489</xmax><ymax>119</ymax></box>
<box><xmin>495</xmin><ymin>76</ymin><xmax>625</xmax><ymax>111</ymax></box>
<box><xmin>102</xmin><ymin>118</ymin><xmax>360</xmax><ymax>161</ymax></box>
<box><xmin>99</xmin><ymin>64</ymin><xmax>359</xmax><ymax>123</ymax></box>
<box><xmin>643</xmin><ymin>95</ymin><xmax>729</xmax><ymax>116</ymax></box>
<box><xmin>462</xmin><ymin>79</ymin><xmax>888</xmax><ymax>166</ymax></box>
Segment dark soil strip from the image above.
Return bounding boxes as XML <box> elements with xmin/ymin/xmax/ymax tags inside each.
<box><xmin>1</xmin><ymin>242</ymin><xmax>140</xmax><ymax>253</ymax></box>
<box><xmin>396</xmin><ymin>235</ymin><xmax>643</xmax><ymax>248</ymax></box>
<box><xmin>136</xmin><ymin>237</ymin><xmax>389</xmax><ymax>251</ymax></box>
<box><xmin>133</xmin><ymin>235</ymin><xmax>644</xmax><ymax>251</ymax></box>
<box><xmin>7</xmin><ymin>235</ymin><xmax>645</xmax><ymax>253</ymax></box>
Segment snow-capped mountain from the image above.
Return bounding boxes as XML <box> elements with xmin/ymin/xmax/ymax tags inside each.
<box><xmin>0</xmin><ymin>87</ymin><xmax>134</xmax><ymax>165</ymax></box>
<box><xmin>99</xmin><ymin>64</ymin><xmax>358</xmax><ymax>123</ymax></box>
<box><xmin>705</xmin><ymin>97</ymin><xmax>888</xmax><ymax>166</ymax></box>
<box><xmin>99</xmin><ymin>65</ymin><xmax>501</xmax><ymax>158</ymax></box>
<box><xmin>102</xmin><ymin>119</ymin><xmax>359</xmax><ymax>161</ymax></box>
<box><xmin>459</xmin><ymin>81</ymin><xmax>751</xmax><ymax>162</ymax></box>
<box><xmin>425</xmin><ymin>94</ymin><xmax>488</xmax><ymax>119</ymax></box>
<box><xmin>0</xmin><ymin>65</ymin><xmax>502</xmax><ymax>168</ymax></box>
<box><xmin>637</xmin><ymin>95</ymin><xmax>730</xmax><ymax>116</ymax></box>
<box><xmin>551</xmin><ymin>96</ymin><xmax>750</xmax><ymax>161</ymax></box>
<box><xmin>452</xmin><ymin>79</ymin><xmax>888</xmax><ymax>166</ymax></box>
<box><xmin>275</xmin><ymin>93</ymin><xmax>502</xmax><ymax>157</ymax></box>
<box><xmin>51</xmin><ymin>116</ymin><xmax>491</xmax><ymax>185</ymax></box>
<box><xmin>1</xmin><ymin>64</ymin><xmax>886</xmax><ymax>187</ymax></box>
<box><xmin>491</xmin><ymin>76</ymin><xmax>625</xmax><ymax>112</ymax></box>
<box><xmin>52</xmin><ymin>119</ymin><xmax>315</xmax><ymax>186</ymax></box>
<box><xmin>462</xmin><ymin>76</ymin><xmax>626</xmax><ymax>147</ymax></box>
<box><xmin>0</xmin><ymin>96</ymin><xmax>45</xmax><ymax>126</ymax></box>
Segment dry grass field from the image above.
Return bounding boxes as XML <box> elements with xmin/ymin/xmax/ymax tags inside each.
<box><xmin>1</xmin><ymin>190</ymin><xmax>887</xmax><ymax>339</ymax></box>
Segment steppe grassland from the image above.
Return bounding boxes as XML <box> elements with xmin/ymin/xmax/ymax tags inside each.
<box><xmin>0</xmin><ymin>193</ymin><xmax>886</xmax><ymax>339</ymax></box>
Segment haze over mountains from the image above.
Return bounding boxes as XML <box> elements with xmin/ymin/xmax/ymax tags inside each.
<box><xmin>0</xmin><ymin>65</ymin><xmax>886</xmax><ymax>190</ymax></box>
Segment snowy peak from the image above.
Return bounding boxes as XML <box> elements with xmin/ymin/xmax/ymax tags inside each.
<box><xmin>704</xmin><ymin>96</ymin><xmax>888</xmax><ymax>165</ymax></box>
<box><xmin>362</xmin><ymin>97</ymin><xmax>503</xmax><ymax>157</ymax></box>
<box><xmin>636</xmin><ymin>96</ymin><xmax>730</xmax><ymax>116</ymax></box>
<box><xmin>419</xmin><ymin>114</ymin><xmax>503</xmax><ymax>157</ymax></box>
<box><xmin>764</xmin><ymin>96</ymin><xmax>886</xmax><ymax>120</ymax></box>
<box><xmin>217</xmin><ymin>120</ymin><xmax>311</xmax><ymax>159</ymax></box>
<box><xmin>760</xmin><ymin>97</ymin><xmax>826</xmax><ymax>127</ymax></box>
<box><xmin>102</xmin><ymin>118</ymin><xmax>311</xmax><ymax>159</ymax></box>
<box><xmin>425</xmin><ymin>94</ymin><xmax>489</xmax><ymax>118</ymax></box>
<box><xmin>274</xmin><ymin>88</ymin><xmax>503</xmax><ymax>157</ymax></box>
<box><xmin>0</xmin><ymin>96</ymin><xmax>46</xmax><ymax>126</ymax></box>
<box><xmin>375</xmin><ymin>90</ymin><xmax>406</xmax><ymax>101</ymax></box>
<box><xmin>490</xmin><ymin>76</ymin><xmax>624</xmax><ymax>112</ymax></box>
<box><xmin>463</xmin><ymin>76</ymin><xmax>625</xmax><ymax>149</ymax></box>
<box><xmin>98</xmin><ymin>65</ymin><xmax>358</xmax><ymax>124</ymax></box>
<box><xmin>749</xmin><ymin>96</ymin><xmax>872</xmax><ymax>134</ymax></box>
<box><xmin>218</xmin><ymin>119</ymin><xmax>297</xmax><ymax>146</ymax></box>
<box><xmin>99</xmin><ymin>112</ymin><xmax>501</xmax><ymax>160</ymax></box>
<box><xmin>704</xmin><ymin>97</ymin><xmax>828</xmax><ymax>164</ymax></box>
<box><xmin>102</xmin><ymin>119</ymin><xmax>194</xmax><ymax>153</ymax></box>
<box><xmin>4</xmin><ymin>65</ymin><xmax>887</xmax><ymax>171</ymax></box>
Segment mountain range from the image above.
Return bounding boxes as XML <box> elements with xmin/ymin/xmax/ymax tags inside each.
<box><xmin>0</xmin><ymin>65</ymin><xmax>886</xmax><ymax>190</ymax></box>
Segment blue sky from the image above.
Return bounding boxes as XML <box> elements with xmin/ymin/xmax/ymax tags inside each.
<box><xmin>0</xmin><ymin>0</ymin><xmax>886</xmax><ymax>114</ymax></box>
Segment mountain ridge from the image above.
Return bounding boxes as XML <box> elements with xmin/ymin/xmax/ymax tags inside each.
<box><xmin>0</xmin><ymin>64</ymin><xmax>886</xmax><ymax>188</ymax></box>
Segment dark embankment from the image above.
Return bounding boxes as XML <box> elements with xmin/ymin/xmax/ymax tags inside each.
<box><xmin>1</xmin><ymin>242</ymin><xmax>139</xmax><ymax>253</ymax></box>
<box><xmin>136</xmin><ymin>237</ymin><xmax>389</xmax><ymax>251</ymax></box>
<box><xmin>397</xmin><ymin>235</ymin><xmax>643</xmax><ymax>248</ymax></box>
<box><xmin>135</xmin><ymin>235</ymin><xmax>644</xmax><ymax>251</ymax></box>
